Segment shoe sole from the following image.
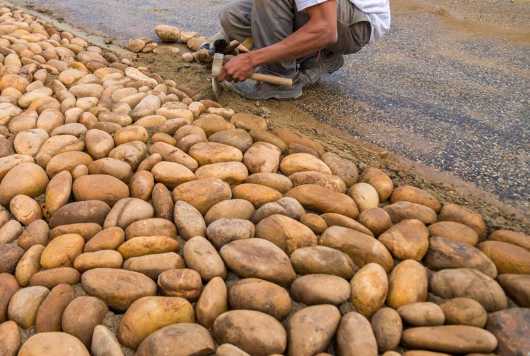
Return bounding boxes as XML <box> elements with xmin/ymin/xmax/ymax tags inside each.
<box><xmin>227</xmin><ymin>82</ymin><xmax>303</xmax><ymax>100</ymax></box>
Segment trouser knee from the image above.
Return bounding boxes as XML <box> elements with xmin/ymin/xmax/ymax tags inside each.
<box><xmin>219</xmin><ymin>6</ymin><xmax>236</xmax><ymax>34</ymax></box>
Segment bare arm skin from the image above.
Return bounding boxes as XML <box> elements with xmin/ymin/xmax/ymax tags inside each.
<box><xmin>219</xmin><ymin>0</ymin><xmax>338</xmax><ymax>82</ymax></box>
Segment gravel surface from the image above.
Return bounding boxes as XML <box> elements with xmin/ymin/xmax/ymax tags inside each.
<box><xmin>12</xmin><ymin>0</ymin><xmax>530</xmax><ymax>210</ymax></box>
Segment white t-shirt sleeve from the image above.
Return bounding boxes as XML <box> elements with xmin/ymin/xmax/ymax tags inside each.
<box><xmin>295</xmin><ymin>0</ymin><xmax>328</xmax><ymax>11</ymax></box>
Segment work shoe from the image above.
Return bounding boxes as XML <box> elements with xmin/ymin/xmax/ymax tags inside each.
<box><xmin>225</xmin><ymin>79</ymin><xmax>303</xmax><ymax>100</ymax></box>
<box><xmin>298</xmin><ymin>50</ymin><xmax>345</xmax><ymax>85</ymax></box>
<box><xmin>201</xmin><ymin>32</ymin><xmax>230</xmax><ymax>54</ymax></box>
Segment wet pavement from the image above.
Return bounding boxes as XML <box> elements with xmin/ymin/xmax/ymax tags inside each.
<box><xmin>11</xmin><ymin>0</ymin><xmax>530</xmax><ymax>210</ymax></box>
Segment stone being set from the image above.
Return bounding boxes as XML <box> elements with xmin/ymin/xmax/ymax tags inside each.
<box><xmin>0</xmin><ymin>5</ymin><xmax>529</xmax><ymax>356</ymax></box>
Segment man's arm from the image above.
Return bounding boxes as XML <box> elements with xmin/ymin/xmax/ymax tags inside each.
<box><xmin>219</xmin><ymin>0</ymin><xmax>338</xmax><ymax>82</ymax></box>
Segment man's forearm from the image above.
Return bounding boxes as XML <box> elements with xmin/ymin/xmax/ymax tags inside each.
<box><xmin>248</xmin><ymin>24</ymin><xmax>336</xmax><ymax>67</ymax></box>
<box><xmin>248</xmin><ymin>1</ymin><xmax>338</xmax><ymax>68</ymax></box>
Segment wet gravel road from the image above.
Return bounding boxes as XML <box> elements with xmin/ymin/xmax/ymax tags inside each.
<box><xmin>11</xmin><ymin>0</ymin><xmax>530</xmax><ymax>210</ymax></box>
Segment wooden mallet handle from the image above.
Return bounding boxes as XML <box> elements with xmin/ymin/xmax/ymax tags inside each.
<box><xmin>250</xmin><ymin>73</ymin><xmax>293</xmax><ymax>88</ymax></box>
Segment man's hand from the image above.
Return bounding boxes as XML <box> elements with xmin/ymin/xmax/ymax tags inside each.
<box><xmin>218</xmin><ymin>53</ymin><xmax>256</xmax><ymax>82</ymax></box>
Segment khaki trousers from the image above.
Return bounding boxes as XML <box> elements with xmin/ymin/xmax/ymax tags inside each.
<box><xmin>220</xmin><ymin>0</ymin><xmax>371</xmax><ymax>76</ymax></box>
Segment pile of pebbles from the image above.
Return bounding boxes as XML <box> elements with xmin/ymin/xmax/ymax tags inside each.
<box><xmin>0</xmin><ymin>6</ymin><xmax>529</xmax><ymax>356</ymax></box>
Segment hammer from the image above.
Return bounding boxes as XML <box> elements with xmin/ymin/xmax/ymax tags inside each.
<box><xmin>211</xmin><ymin>52</ymin><xmax>294</xmax><ymax>100</ymax></box>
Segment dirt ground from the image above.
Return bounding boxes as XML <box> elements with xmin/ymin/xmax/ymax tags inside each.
<box><xmin>5</xmin><ymin>0</ymin><xmax>529</xmax><ymax>234</ymax></box>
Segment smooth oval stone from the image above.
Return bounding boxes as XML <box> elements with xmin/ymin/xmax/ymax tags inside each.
<box><xmin>0</xmin><ymin>244</ymin><xmax>24</xmax><ymax>274</ymax></box>
<box><xmin>49</xmin><ymin>200</ymin><xmax>111</xmax><ymax>228</ymax></box>
<box><xmin>204</xmin><ymin>199</ymin><xmax>255</xmax><ymax>224</ymax></box>
<box><xmin>173</xmin><ymin>201</ymin><xmax>206</xmax><ymax>241</ymax></box>
<box><xmin>29</xmin><ymin>267</ymin><xmax>80</xmax><ymax>289</ymax></box>
<box><xmin>245</xmin><ymin>173</ymin><xmax>293</xmax><ymax>193</ymax></box>
<box><xmin>0</xmin><ymin>273</ymin><xmax>19</xmax><ymax>323</ymax></box>
<box><xmin>287</xmin><ymin>184</ymin><xmax>359</xmax><ymax>218</ymax></box>
<box><xmin>428</xmin><ymin>221</ymin><xmax>479</xmax><ymax>246</ymax></box>
<box><xmin>35</xmin><ymin>284</ymin><xmax>75</xmax><ymax>333</ymax></box>
<box><xmin>213</xmin><ymin>310</ymin><xmax>287</xmax><ymax>355</ymax></box>
<box><xmin>157</xmin><ymin>268</ymin><xmax>203</xmax><ymax>301</ymax></box>
<box><xmin>207</xmin><ymin>218</ymin><xmax>255</xmax><ymax>249</ymax></box>
<box><xmin>337</xmin><ymin>312</ymin><xmax>378</xmax><ymax>356</ymax></box>
<box><xmin>172</xmin><ymin>178</ymin><xmax>232</xmax><ymax>215</ymax></box>
<box><xmin>290</xmin><ymin>246</ymin><xmax>355</xmax><ymax>279</ymax></box>
<box><xmin>209</xmin><ymin>128</ymin><xmax>253</xmax><ymax>152</ymax></box>
<box><xmin>255</xmin><ymin>214</ymin><xmax>316</xmax><ymax>255</ymax></box>
<box><xmin>478</xmin><ymin>240</ymin><xmax>530</xmax><ymax>274</ymax></box>
<box><xmin>391</xmin><ymin>185</ymin><xmax>441</xmax><ymax>212</ymax></box>
<box><xmin>384</xmin><ymin>201</ymin><xmax>437</xmax><ymax>225</ymax></box>
<box><xmin>216</xmin><ymin>343</ymin><xmax>251</xmax><ymax>356</ymax></box>
<box><xmin>321</xmin><ymin>212</ymin><xmax>373</xmax><ymax>236</ymax></box>
<box><xmin>438</xmin><ymin>203</ymin><xmax>486</xmax><ymax>239</ymax></box>
<box><xmin>151</xmin><ymin>161</ymin><xmax>195</xmax><ymax>188</ymax></box>
<box><xmin>220</xmin><ymin>238</ymin><xmax>296</xmax><ymax>286</ymax></box>
<box><xmin>320</xmin><ymin>226</ymin><xmax>394</xmax><ymax>272</ymax></box>
<box><xmin>398</xmin><ymin>302</ymin><xmax>445</xmax><ymax>326</ymax></box>
<box><xmin>124</xmin><ymin>252</ymin><xmax>184</xmax><ymax>279</ymax></box>
<box><xmin>84</xmin><ymin>227</ymin><xmax>124</xmax><ymax>252</ymax></box>
<box><xmin>300</xmin><ymin>213</ymin><xmax>328</xmax><ymax>234</ymax></box>
<box><xmin>290</xmin><ymin>274</ymin><xmax>351</xmax><ymax>305</ymax></box>
<box><xmin>73</xmin><ymin>174</ymin><xmax>129</xmax><ymax>205</ymax></box>
<box><xmin>62</xmin><ymin>296</ymin><xmax>108</xmax><ymax>346</ymax></box>
<box><xmin>195</xmin><ymin>161</ymin><xmax>248</xmax><ymax>184</ymax></box>
<box><xmin>497</xmin><ymin>274</ymin><xmax>530</xmax><ymax>308</ymax></box>
<box><xmin>196</xmin><ymin>277</ymin><xmax>228</xmax><ymax>329</ymax></box>
<box><xmin>15</xmin><ymin>245</ymin><xmax>44</xmax><ymax>287</ymax></box>
<box><xmin>18</xmin><ymin>332</ymin><xmax>90</xmax><ymax>356</ymax></box>
<box><xmin>358</xmin><ymin>208</ymin><xmax>392</xmax><ymax>236</ymax></box>
<box><xmin>387</xmin><ymin>259</ymin><xmax>428</xmax><ymax>309</ymax></box>
<box><xmin>378</xmin><ymin>219</ymin><xmax>429</xmax><ymax>261</ymax></box>
<box><xmin>88</xmin><ymin>158</ymin><xmax>133</xmax><ymax>182</ymax></box>
<box><xmin>486</xmin><ymin>308</ymin><xmax>530</xmax><ymax>356</ymax></box>
<box><xmin>103</xmin><ymin>198</ymin><xmax>154</xmax><ymax>229</ymax></box>
<box><xmin>243</xmin><ymin>142</ymin><xmax>281</xmax><ymax>173</ymax></box>
<box><xmin>288</xmin><ymin>305</ymin><xmax>341</xmax><ymax>356</ymax></box>
<box><xmin>8</xmin><ymin>286</ymin><xmax>49</xmax><ymax>329</ymax></box>
<box><xmin>183</xmin><ymin>236</ymin><xmax>226</xmax><ymax>281</ymax></box>
<box><xmin>136</xmin><ymin>323</ymin><xmax>215</xmax><ymax>356</ymax></box>
<box><xmin>125</xmin><ymin>218</ymin><xmax>176</xmax><ymax>239</ymax></box>
<box><xmin>17</xmin><ymin>219</ymin><xmax>49</xmax><ymax>250</ymax></box>
<box><xmin>430</xmin><ymin>268</ymin><xmax>507</xmax><ymax>312</ymax></box>
<box><xmin>402</xmin><ymin>326</ymin><xmax>497</xmax><ymax>354</ymax></box>
<box><xmin>490</xmin><ymin>229</ymin><xmax>530</xmax><ymax>251</ymax></box>
<box><xmin>321</xmin><ymin>152</ymin><xmax>358</xmax><ymax>187</ymax></box>
<box><xmin>351</xmin><ymin>263</ymin><xmax>388</xmax><ymax>317</ymax></box>
<box><xmin>439</xmin><ymin>297</ymin><xmax>487</xmax><ymax>327</ymax></box>
<box><xmin>40</xmin><ymin>233</ymin><xmax>84</xmax><ymax>269</ymax></box>
<box><xmin>73</xmin><ymin>250</ymin><xmax>124</xmax><ymax>271</ymax></box>
<box><xmin>91</xmin><ymin>325</ymin><xmax>124</xmax><ymax>356</ymax></box>
<box><xmin>229</xmin><ymin>278</ymin><xmax>291</xmax><ymax>320</ymax></box>
<box><xmin>81</xmin><ymin>268</ymin><xmax>157</xmax><ymax>311</ymax></box>
<box><xmin>118</xmin><ymin>235</ymin><xmax>178</xmax><ymax>258</ymax></box>
<box><xmin>232</xmin><ymin>183</ymin><xmax>282</xmax><ymax>208</ymax></box>
<box><xmin>118</xmin><ymin>296</ymin><xmax>195</xmax><ymax>349</ymax></box>
<box><xmin>0</xmin><ymin>320</ymin><xmax>20</xmax><ymax>356</ymax></box>
<box><xmin>371</xmin><ymin>307</ymin><xmax>403</xmax><ymax>352</ymax></box>
<box><xmin>0</xmin><ymin>220</ymin><xmax>23</xmax><ymax>245</ymax></box>
<box><xmin>45</xmin><ymin>171</ymin><xmax>72</xmax><ymax>216</ymax></box>
<box><xmin>424</xmin><ymin>236</ymin><xmax>497</xmax><ymax>278</ymax></box>
<box><xmin>0</xmin><ymin>162</ymin><xmax>48</xmax><ymax>205</ymax></box>
<box><xmin>280</xmin><ymin>153</ymin><xmax>331</xmax><ymax>176</ymax></box>
<box><xmin>50</xmin><ymin>223</ymin><xmax>102</xmax><ymax>241</ymax></box>
<box><xmin>152</xmin><ymin>183</ymin><xmax>174</xmax><ymax>220</ymax></box>
<box><xmin>189</xmin><ymin>142</ymin><xmax>242</xmax><ymax>165</ymax></box>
